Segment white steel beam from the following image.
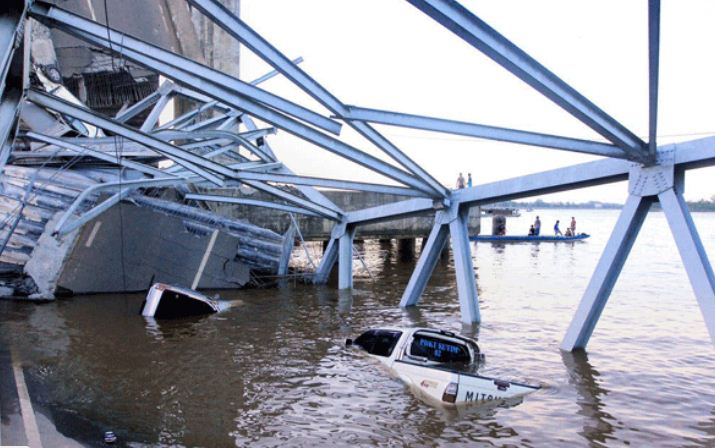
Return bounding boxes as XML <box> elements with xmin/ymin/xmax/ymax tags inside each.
<box><xmin>27</xmin><ymin>90</ymin><xmax>229</xmax><ymax>185</ymax></box>
<box><xmin>314</xmin><ymin>238</ymin><xmax>339</xmax><ymax>285</ymax></box>
<box><xmin>648</xmin><ymin>0</ymin><xmax>661</xmax><ymax>157</ymax></box>
<box><xmin>185</xmin><ymin>194</ymin><xmax>325</xmax><ymax>218</ymax></box>
<box><xmin>449</xmin><ymin>206</ymin><xmax>480</xmax><ymax>324</ymax></box>
<box><xmin>561</xmin><ymin>194</ymin><xmax>653</xmax><ymax>351</ymax></box>
<box><xmin>29</xmin><ymin>3</ymin><xmax>342</xmax><ymax>136</ymax></box>
<box><xmin>186</xmin><ymin>0</ymin><xmax>449</xmax><ymax>198</ymax></box>
<box><xmin>659</xmin><ymin>187</ymin><xmax>715</xmax><ymax>345</ymax></box>
<box><xmin>407</xmin><ymin>0</ymin><xmax>647</xmax><ymax>159</ymax></box>
<box><xmin>342</xmin><ymin>106</ymin><xmax>626</xmax><ymax>159</ymax></box>
<box><xmin>338</xmin><ymin>226</ymin><xmax>357</xmax><ymax>289</ymax></box>
<box><xmin>400</xmin><ymin>216</ymin><xmax>448</xmax><ymax>307</ymax></box>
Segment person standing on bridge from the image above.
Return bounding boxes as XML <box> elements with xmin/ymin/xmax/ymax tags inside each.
<box><xmin>456</xmin><ymin>172</ymin><xmax>465</xmax><ymax>189</ymax></box>
<box><xmin>467</xmin><ymin>173</ymin><xmax>473</xmax><ymax>188</ymax></box>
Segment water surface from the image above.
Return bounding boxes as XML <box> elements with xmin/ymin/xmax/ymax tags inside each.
<box><xmin>2</xmin><ymin>209</ymin><xmax>715</xmax><ymax>447</ymax></box>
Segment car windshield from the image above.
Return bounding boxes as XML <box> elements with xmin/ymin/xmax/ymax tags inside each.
<box><xmin>408</xmin><ymin>333</ymin><xmax>472</xmax><ymax>364</ymax></box>
<box><xmin>354</xmin><ymin>330</ymin><xmax>402</xmax><ymax>357</ymax></box>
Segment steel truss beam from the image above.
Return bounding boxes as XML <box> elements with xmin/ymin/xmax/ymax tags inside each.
<box><xmin>398</xmin><ymin>207</ymin><xmax>479</xmax><ymax>324</ymax></box>
<box><xmin>346</xmin><ymin>135</ymin><xmax>715</xmax><ymax>226</ymax></box>
<box><xmin>187</xmin><ymin>0</ymin><xmax>449</xmax><ymax>198</ymax></box>
<box><xmin>29</xmin><ymin>2</ymin><xmax>341</xmax><ymax>136</ymax></box>
<box><xmin>560</xmin><ymin>194</ymin><xmax>653</xmax><ymax>350</ymax></box>
<box><xmin>648</xmin><ymin>0</ymin><xmax>661</xmax><ymax>157</ymax></box>
<box><xmin>407</xmin><ymin>0</ymin><xmax>647</xmax><ymax>160</ymax></box>
<box><xmin>342</xmin><ymin>106</ymin><xmax>626</xmax><ymax>158</ymax></box>
<box><xmin>23</xmin><ymin>132</ymin><xmax>173</xmax><ymax>178</ymax></box>
<box><xmin>562</xmin><ymin>174</ymin><xmax>715</xmax><ymax>350</ymax></box>
<box><xmin>27</xmin><ymin>90</ymin><xmax>229</xmax><ymax>185</ymax></box>
<box><xmin>185</xmin><ymin>194</ymin><xmax>324</xmax><ymax>218</ymax></box>
<box><xmin>30</xmin><ymin>6</ymin><xmax>433</xmax><ymax>196</ymax></box>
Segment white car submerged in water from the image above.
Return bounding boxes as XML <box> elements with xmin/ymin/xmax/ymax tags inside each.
<box><xmin>348</xmin><ymin>327</ymin><xmax>539</xmax><ymax>406</ymax></box>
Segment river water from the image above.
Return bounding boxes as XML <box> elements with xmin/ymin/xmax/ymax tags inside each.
<box><xmin>1</xmin><ymin>209</ymin><xmax>715</xmax><ymax>447</ymax></box>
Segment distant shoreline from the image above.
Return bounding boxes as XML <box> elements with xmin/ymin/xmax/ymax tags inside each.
<box><xmin>500</xmin><ymin>202</ymin><xmax>715</xmax><ymax>212</ymax></box>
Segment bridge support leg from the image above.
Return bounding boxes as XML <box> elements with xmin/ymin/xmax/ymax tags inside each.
<box><xmin>313</xmin><ymin>237</ymin><xmax>338</xmax><ymax>284</ymax></box>
<box><xmin>659</xmin><ymin>187</ymin><xmax>715</xmax><ymax>345</ymax></box>
<box><xmin>561</xmin><ymin>194</ymin><xmax>652</xmax><ymax>351</ymax></box>
<box><xmin>400</xmin><ymin>216</ymin><xmax>449</xmax><ymax>307</ymax></box>
<box><xmin>338</xmin><ymin>226</ymin><xmax>356</xmax><ymax>289</ymax></box>
<box><xmin>449</xmin><ymin>207</ymin><xmax>481</xmax><ymax>324</ymax></box>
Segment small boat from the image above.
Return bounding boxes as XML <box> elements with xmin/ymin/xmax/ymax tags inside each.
<box><xmin>470</xmin><ymin>233</ymin><xmax>590</xmax><ymax>243</ymax></box>
<box><xmin>141</xmin><ymin>283</ymin><xmax>225</xmax><ymax>318</ymax></box>
<box><xmin>348</xmin><ymin>327</ymin><xmax>539</xmax><ymax>406</ymax></box>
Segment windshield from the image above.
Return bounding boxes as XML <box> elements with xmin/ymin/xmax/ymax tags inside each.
<box><xmin>408</xmin><ymin>333</ymin><xmax>472</xmax><ymax>364</ymax></box>
<box><xmin>354</xmin><ymin>330</ymin><xmax>402</xmax><ymax>357</ymax></box>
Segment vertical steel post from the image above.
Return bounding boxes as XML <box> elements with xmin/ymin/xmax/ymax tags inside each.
<box><xmin>400</xmin><ymin>214</ymin><xmax>449</xmax><ymax>307</ymax></box>
<box><xmin>338</xmin><ymin>226</ymin><xmax>357</xmax><ymax>289</ymax></box>
<box><xmin>449</xmin><ymin>206</ymin><xmax>480</xmax><ymax>324</ymax></box>
<box><xmin>313</xmin><ymin>237</ymin><xmax>338</xmax><ymax>285</ymax></box>
<box><xmin>561</xmin><ymin>194</ymin><xmax>653</xmax><ymax>351</ymax></box>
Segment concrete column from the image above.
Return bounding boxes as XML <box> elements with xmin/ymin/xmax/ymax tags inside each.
<box><xmin>398</xmin><ymin>238</ymin><xmax>415</xmax><ymax>261</ymax></box>
<box><xmin>561</xmin><ymin>194</ymin><xmax>653</xmax><ymax>351</ymax></box>
<box><xmin>338</xmin><ymin>226</ymin><xmax>357</xmax><ymax>289</ymax></box>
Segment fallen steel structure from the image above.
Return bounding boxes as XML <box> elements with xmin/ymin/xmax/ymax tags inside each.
<box><xmin>0</xmin><ymin>0</ymin><xmax>713</xmax><ymax>351</ymax></box>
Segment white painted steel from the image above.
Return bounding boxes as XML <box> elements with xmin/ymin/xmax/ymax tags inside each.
<box><xmin>560</xmin><ymin>194</ymin><xmax>653</xmax><ymax>351</ymax></box>
<box><xmin>659</xmin><ymin>187</ymin><xmax>715</xmax><ymax>345</ymax></box>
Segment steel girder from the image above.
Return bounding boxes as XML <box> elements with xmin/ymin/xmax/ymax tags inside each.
<box><xmin>346</xmin><ymin>135</ymin><xmax>715</xmax><ymax>226</ymax></box>
<box><xmin>407</xmin><ymin>0</ymin><xmax>648</xmax><ymax>161</ymax></box>
<box><xmin>0</xmin><ymin>1</ymin><xmax>29</xmax><ymax>169</ymax></box>
<box><xmin>23</xmin><ymin>132</ymin><xmax>174</xmax><ymax>178</ymax></box>
<box><xmin>224</xmin><ymin>172</ymin><xmax>426</xmax><ymax>197</ymax></box>
<box><xmin>30</xmin><ymin>3</ymin><xmax>341</xmax><ymax>136</ymax></box>
<box><xmin>342</xmin><ymin>106</ymin><xmax>626</xmax><ymax>159</ymax></box>
<box><xmin>648</xmin><ymin>0</ymin><xmax>661</xmax><ymax>157</ymax></box>
<box><xmin>30</xmin><ymin>8</ymin><xmax>433</xmax><ymax>197</ymax></box>
<box><xmin>27</xmin><ymin>90</ymin><xmax>234</xmax><ymax>185</ymax></box>
<box><xmin>187</xmin><ymin>0</ymin><xmax>449</xmax><ymax>198</ymax></box>
<box><xmin>184</xmin><ymin>194</ymin><xmax>325</xmax><ymax>218</ymax></box>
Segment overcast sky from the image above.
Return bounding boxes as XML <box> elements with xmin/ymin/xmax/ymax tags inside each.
<box><xmin>238</xmin><ymin>1</ymin><xmax>715</xmax><ymax>203</ymax></box>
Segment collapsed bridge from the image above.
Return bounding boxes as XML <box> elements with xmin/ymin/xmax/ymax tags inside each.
<box><xmin>1</xmin><ymin>0</ymin><xmax>715</xmax><ymax>352</ymax></box>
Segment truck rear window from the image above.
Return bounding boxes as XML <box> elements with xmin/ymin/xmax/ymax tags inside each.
<box><xmin>354</xmin><ymin>330</ymin><xmax>402</xmax><ymax>357</ymax></box>
<box><xmin>409</xmin><ymin>334</ymin><xmax>471</xmax><ymax>364</ymax></box>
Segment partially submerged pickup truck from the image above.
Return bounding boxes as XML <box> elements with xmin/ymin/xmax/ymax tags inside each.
<box><xmin>348</xmin><ymin>327</ymin><xmax>539</xmax><ymax>406</ymax></box>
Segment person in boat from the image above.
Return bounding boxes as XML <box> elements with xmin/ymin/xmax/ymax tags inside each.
<box><xmin>570</xmin><ymin>216</ymin><xmax>577</xmax><ymax>235</ymax></box>
<box><xmin>467</xmin><ymin>173</ymin><xmax>473</xmax><ymax>188</ymax></box>
<box><xmin>456</xmin><ymin>172</ymin><xmax>465</xmax><ymax>189</ymax></box>
<box><xmin>564</xmin><ymin>227</ymin><xmax>573</xmax><ymax>237</ymax></box>
<box><xmin>534</xmin><ymin>216</ymin><xmax>541</xmax><ymax>235</ymax></box>
<box><xmin>528</xmin><ymin>225</ymin><xmax>536</xmax><ymax>236</ymax></box>
<box><xmin>554</xmin><ymin>220</ymin><xmax>563</xmax><ymax>236</ymax></box>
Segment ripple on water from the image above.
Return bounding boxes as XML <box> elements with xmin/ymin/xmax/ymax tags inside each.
<box><xmin>1</xmin><ymin>210</ymin><xmax>715</xmax><ymax>446</ymax></box>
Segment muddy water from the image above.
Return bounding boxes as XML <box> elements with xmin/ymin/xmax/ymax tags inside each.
<box><xmin>2</xmin><ymin>209</ymin><xmax>715</xmax><ymax>447</ymax></box>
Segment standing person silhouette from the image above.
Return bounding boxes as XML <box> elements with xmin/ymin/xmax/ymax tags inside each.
<box><xmin>467</xmin><ymin>173</ymin><xmax>473</xmax><ymax>188</ymax></box>
<box><xmin>456</xmin><ymin>172</ymin><xmax>465</xmax><ymax>189</ymax></box>
<box><xmin>554</xmin><ymin>220</ymin><xmax>563</xmax><ymax>236</ymax></box>
<box><xmin>534</xmin><ymin>216</ymin><xmax>541</xmax><ymax>236</ymax></box>
<box><xmin>570</xmin><ymin>216</ymin><xmax>577</xmax><ymax>235</ymax></box>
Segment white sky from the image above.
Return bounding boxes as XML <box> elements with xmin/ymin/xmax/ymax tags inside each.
<box><xmin>238</xmin><ymin>0</ymin><xmax>715</xmax><ymax>203</ymax></box>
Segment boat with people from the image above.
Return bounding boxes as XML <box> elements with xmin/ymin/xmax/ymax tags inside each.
<box><xmin>470</xmin><ymin>233</ymin><xmax>590</xmax><ymax>243</ymax></box>
<box><xmin>141</xmin><ymin>283</ymin><xmax>228</xmax><ymax>318</ymax></box>
<box><xmin>347</xmin><ymin>327</ymin><xmax>540</xmax><ymax>406</ymax></box>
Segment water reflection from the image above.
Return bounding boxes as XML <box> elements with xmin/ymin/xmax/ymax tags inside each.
<box><xmin>562</xmin><ymin>351</ymin><xmax>618</xmax><ymax>446</ymax></box>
